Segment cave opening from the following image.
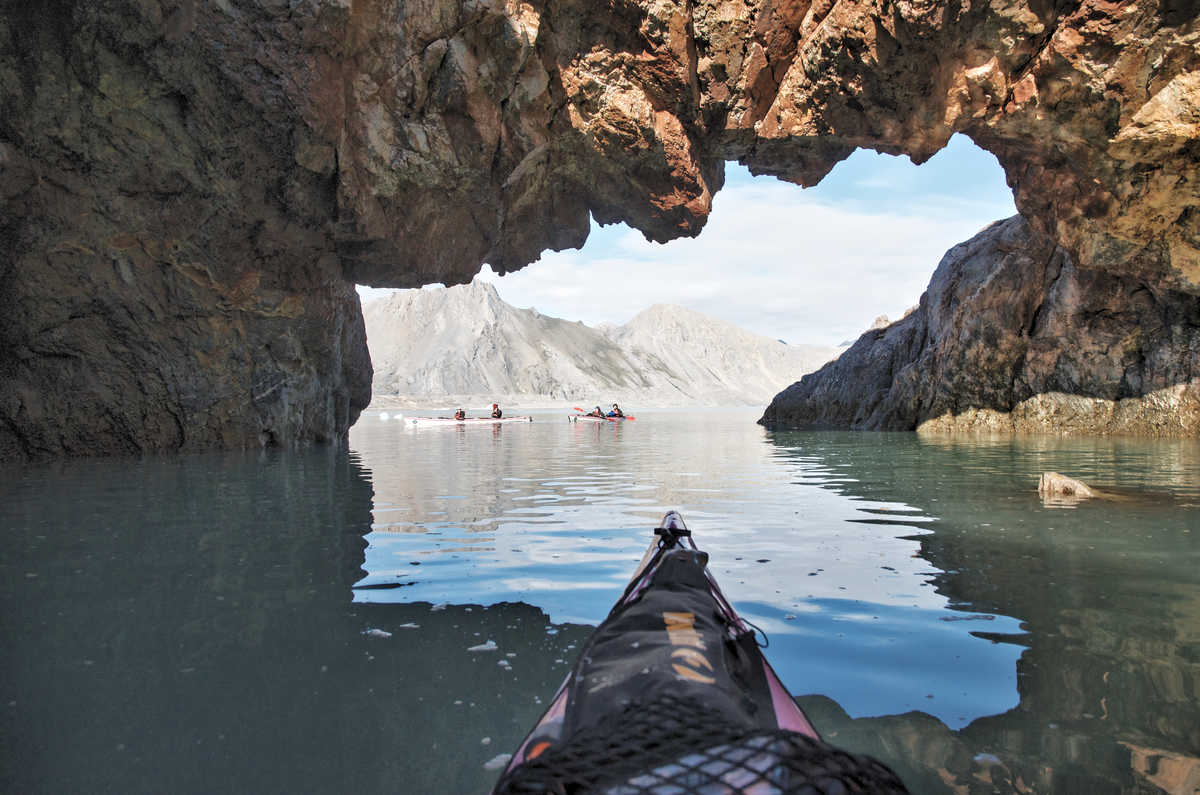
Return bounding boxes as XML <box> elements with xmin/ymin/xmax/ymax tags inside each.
<box><xmin>356</xmin><ymin>133</ymin><xmax>1015</xmax><ymax>352</ymax></box>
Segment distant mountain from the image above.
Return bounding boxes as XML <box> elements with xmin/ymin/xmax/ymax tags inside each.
<box><xmin>362</xmin><ymin>282</ymin><xmax>842</xmax><ymax>407</ymax></box>
<box><xmin>603</xmin><ymin>304</ymin><xmax>841</xmax><ymax>405</ymax></box>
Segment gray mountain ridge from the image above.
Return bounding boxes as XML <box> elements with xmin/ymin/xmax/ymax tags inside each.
<box><xmin>362</xmin><ymin>281</ymin><xmax>842</xmax><ymax>408</ymax></box>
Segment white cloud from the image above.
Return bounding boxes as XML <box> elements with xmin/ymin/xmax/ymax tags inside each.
<box><xmin>473</xmin><ymin>174</ymin><xmax>1009</xmax><ymax>346</ymax></box>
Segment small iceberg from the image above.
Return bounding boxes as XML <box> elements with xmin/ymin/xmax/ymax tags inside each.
<box><xmin>483</xmin><ymin>754</ymin><xmax>512</xmax><ymax>771</ymax></box>
<box><xmin>468</xmin><ymin>640</ymin><xmax>498</xmax><ymax>653</ymax></box>
<box><xmin>362</xmin><ymin>628</ymin><xmax>392</xmax><ymax>638</ymax></box>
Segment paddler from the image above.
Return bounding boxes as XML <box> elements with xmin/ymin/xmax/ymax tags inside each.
<box><xmin>491</xmin><ymin>403</ymin><xmax>503</xmax><ymax>418</ymax></box>
<box><xmin>454</xmin><ymin>409</ymin><xmax>466</xmax><ymax>420</ymax></box>
<box><xmin>607</xmin><ymin>403</ymin><xmax>624</xmax><ymax>418</ymax></box>
<box><xmin>587</xmin><ymin>406</ymin><xmax>605</xmax><ymax>417</ymax></box>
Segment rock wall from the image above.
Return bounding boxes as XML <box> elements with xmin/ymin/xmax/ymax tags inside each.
<box><xmin>0</xmin><ymin>1</ymin><xmax>372</xmax><ymax>459</ymax></box>
<box><xmin>2</xmin><ymin>0</ymin><xmax>1198</xmax><ymax>460</ymax></box>
<box><xmin>761</xmin><ymin>216</ymin><xmax>1200</xmax><ymax>434</ymax></box>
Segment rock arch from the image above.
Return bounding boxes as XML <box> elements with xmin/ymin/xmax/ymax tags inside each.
<box><xmin>2</xmin><ymin>0</ymin><xmax>1197</xmax><ymax>460</ymax></box>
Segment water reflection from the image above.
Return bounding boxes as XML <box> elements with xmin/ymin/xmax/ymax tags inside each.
<box><xmin>765</xmin><ymin>430</ymin><xmax>1200</xmax><ymax>793</ymax></box>
<box><xmin>0</xmin><ymin>449</ymin><xmax>592</xmax><ymax>794</ymax></box>
<box><xmin>2</xmin><ymin>419</ymin><xmax>1197</xmax><ymax>794</ymax></box>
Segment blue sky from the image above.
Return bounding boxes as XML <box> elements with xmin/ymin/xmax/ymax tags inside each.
<box><xmin>358</xmin><ymin>134</ymin><xmax>1016</xmax><ymax>346</ymax></box>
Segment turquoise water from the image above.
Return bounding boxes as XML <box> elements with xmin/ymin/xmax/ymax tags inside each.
<box><xmin>2</xmin><ymin>408</ymin><xmax>1198</xmax><ymax>793</ymax></box>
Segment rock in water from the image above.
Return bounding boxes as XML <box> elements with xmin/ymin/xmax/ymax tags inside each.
<box><xmin>1038</xmin><ymin>473</ymin><xmax>1096</xmax><ymax>500</ymax></box>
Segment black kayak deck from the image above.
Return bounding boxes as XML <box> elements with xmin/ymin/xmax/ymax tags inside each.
<box><xmin>492</xmin><ymin>512</ymin><xmax>908</xmax><ymax>794</ymax></box>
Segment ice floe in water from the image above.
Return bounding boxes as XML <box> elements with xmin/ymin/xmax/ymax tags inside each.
<box><xmin>483</xmin><ymin>753</ymin><xmax>512</xmax><ymax>770</ymax></box>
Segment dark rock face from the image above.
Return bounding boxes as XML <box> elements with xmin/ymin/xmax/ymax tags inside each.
<box><xmin>0</xmin><ymin>1</ymin><xmax>371</xmax><ymax>459</ymax></box>
<box><xmin>761</xmin><ymin>217</ymin><xmax>1200</xmax><ymax>434</ymax></box>
<box><xmin>2</xmin><ymin>0</ymin><xmax>1198</xmax><ymax>460</ymax></box>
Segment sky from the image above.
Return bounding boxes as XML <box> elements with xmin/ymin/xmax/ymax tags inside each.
<box><xmin>356</xmin><ymin>134</ymin><xmax>1016</xmax><ymax>347</ymax></box>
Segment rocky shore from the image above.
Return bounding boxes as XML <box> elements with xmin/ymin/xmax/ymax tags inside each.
<box><xmin>761</xmin><ymin>217</ymin><xmax>1200</xmax><ymax>435</ymax></box>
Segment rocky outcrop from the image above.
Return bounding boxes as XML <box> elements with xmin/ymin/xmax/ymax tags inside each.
<box><xmin>761</xmin><ymin>217</ymin><xmax>1200</xmax><ymax>434</ymax></box>
<box><xmin>363</xmin><ymin>281</ymin><xmax>839</xmax><ymax>405</ymax></box>
<box><xmin>2</xmin><ymin>0</ymin><xmax>1198</xmax><ymax>460</ymax></box>
<box><xmin>1038</xmin><ymin>471</ymin><xmax>1095</xmax><ymax>501</ymax></box>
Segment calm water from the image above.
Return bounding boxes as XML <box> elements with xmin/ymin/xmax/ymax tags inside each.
<box><xmin>2</xmin><ymin>409</ymin><xmax>1198</xmax><ymax>793</ymax></box>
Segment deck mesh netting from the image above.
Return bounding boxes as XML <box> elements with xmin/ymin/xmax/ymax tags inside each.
<box><xmin>492</xmin><ymin>692</ymin><xmax>909</xmax><ymax>794</ymax></box>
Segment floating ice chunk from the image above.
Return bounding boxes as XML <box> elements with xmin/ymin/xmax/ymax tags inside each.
<box><xmin>363</xmin><ymin>628</ymin><xmax>392</xmax><ymax>638</ymax></box>
<box><xmin>483</xmin><ymin>754</ymin><xmax>512</xmax><ymax>771</ymax></box>
<box><xmin>397</xmin><ymin>623</ymin><xmax>420</xmax><ymax>629</ymax></box>
<box><xmin>481</xmin><ymin>737</ymin><xmax>492</xmax><ymax>745</ymax></box>
<box><xmin>379</xmin><ymin>412</ymin><xmax>390</xmax><ymax>421</ymax></box>
<box><xmin>468</xmin><ymin>640</ymin><xmax>498</xmax><ymax>652</ymax></box>
<box><xmin>498</xmin><ymin>660</ymin><xmax>511</xmax><ymax>668</ymax></box>
<box><xmin>431</xmin><ymin>603</ymin><xmax>448</xmax><ymax>612</ymax></box>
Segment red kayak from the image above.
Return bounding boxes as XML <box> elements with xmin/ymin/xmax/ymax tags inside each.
<box><xmin>570</xmin><ymin>407</ymin><xmax>636</xmax><ymax>422</ymax></box>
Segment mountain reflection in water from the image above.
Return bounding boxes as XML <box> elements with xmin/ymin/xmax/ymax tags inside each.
<box><xmin>1</xmin><ymin>413</ymin><xmax>1196</xmax><ymax>794</ymax></box>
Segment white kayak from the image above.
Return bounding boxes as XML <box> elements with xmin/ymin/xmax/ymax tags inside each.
<box><xmin>403</xmin><ymin>415</ymin><xmax>533</xmax><ymax>426</ymax></box>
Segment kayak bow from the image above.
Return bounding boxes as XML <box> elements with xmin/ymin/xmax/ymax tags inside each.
<box><xmin>492</xmin><ymin>512</ymin><xmax>908</xmax><ymax>794</ymax></box>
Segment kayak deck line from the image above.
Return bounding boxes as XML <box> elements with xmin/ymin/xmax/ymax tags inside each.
<box><xmin>491</xmin><ymin>511</ymin><xmax>909</xmax><ymax>794</ymax></box>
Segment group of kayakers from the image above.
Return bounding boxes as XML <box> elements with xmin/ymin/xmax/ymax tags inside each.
<box><xmin>453</xmin><ymin>403</ymin><xmax>503</xmax><ymax>420</ymax></box>
<box><xmin>447</xmin><ymin>403</ymin><xmax>627</xmax><ymax>420</ymax></box>
<box><xmin>585</xmin><ymin>403</ymin><xmax>624</xmax><ymax>418</ymax></box>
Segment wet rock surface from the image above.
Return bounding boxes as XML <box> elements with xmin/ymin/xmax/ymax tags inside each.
<box><xmin>2</xmin><ymin>0</ymin><xmax>1198</xmax><ymax>459</ymax></box>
